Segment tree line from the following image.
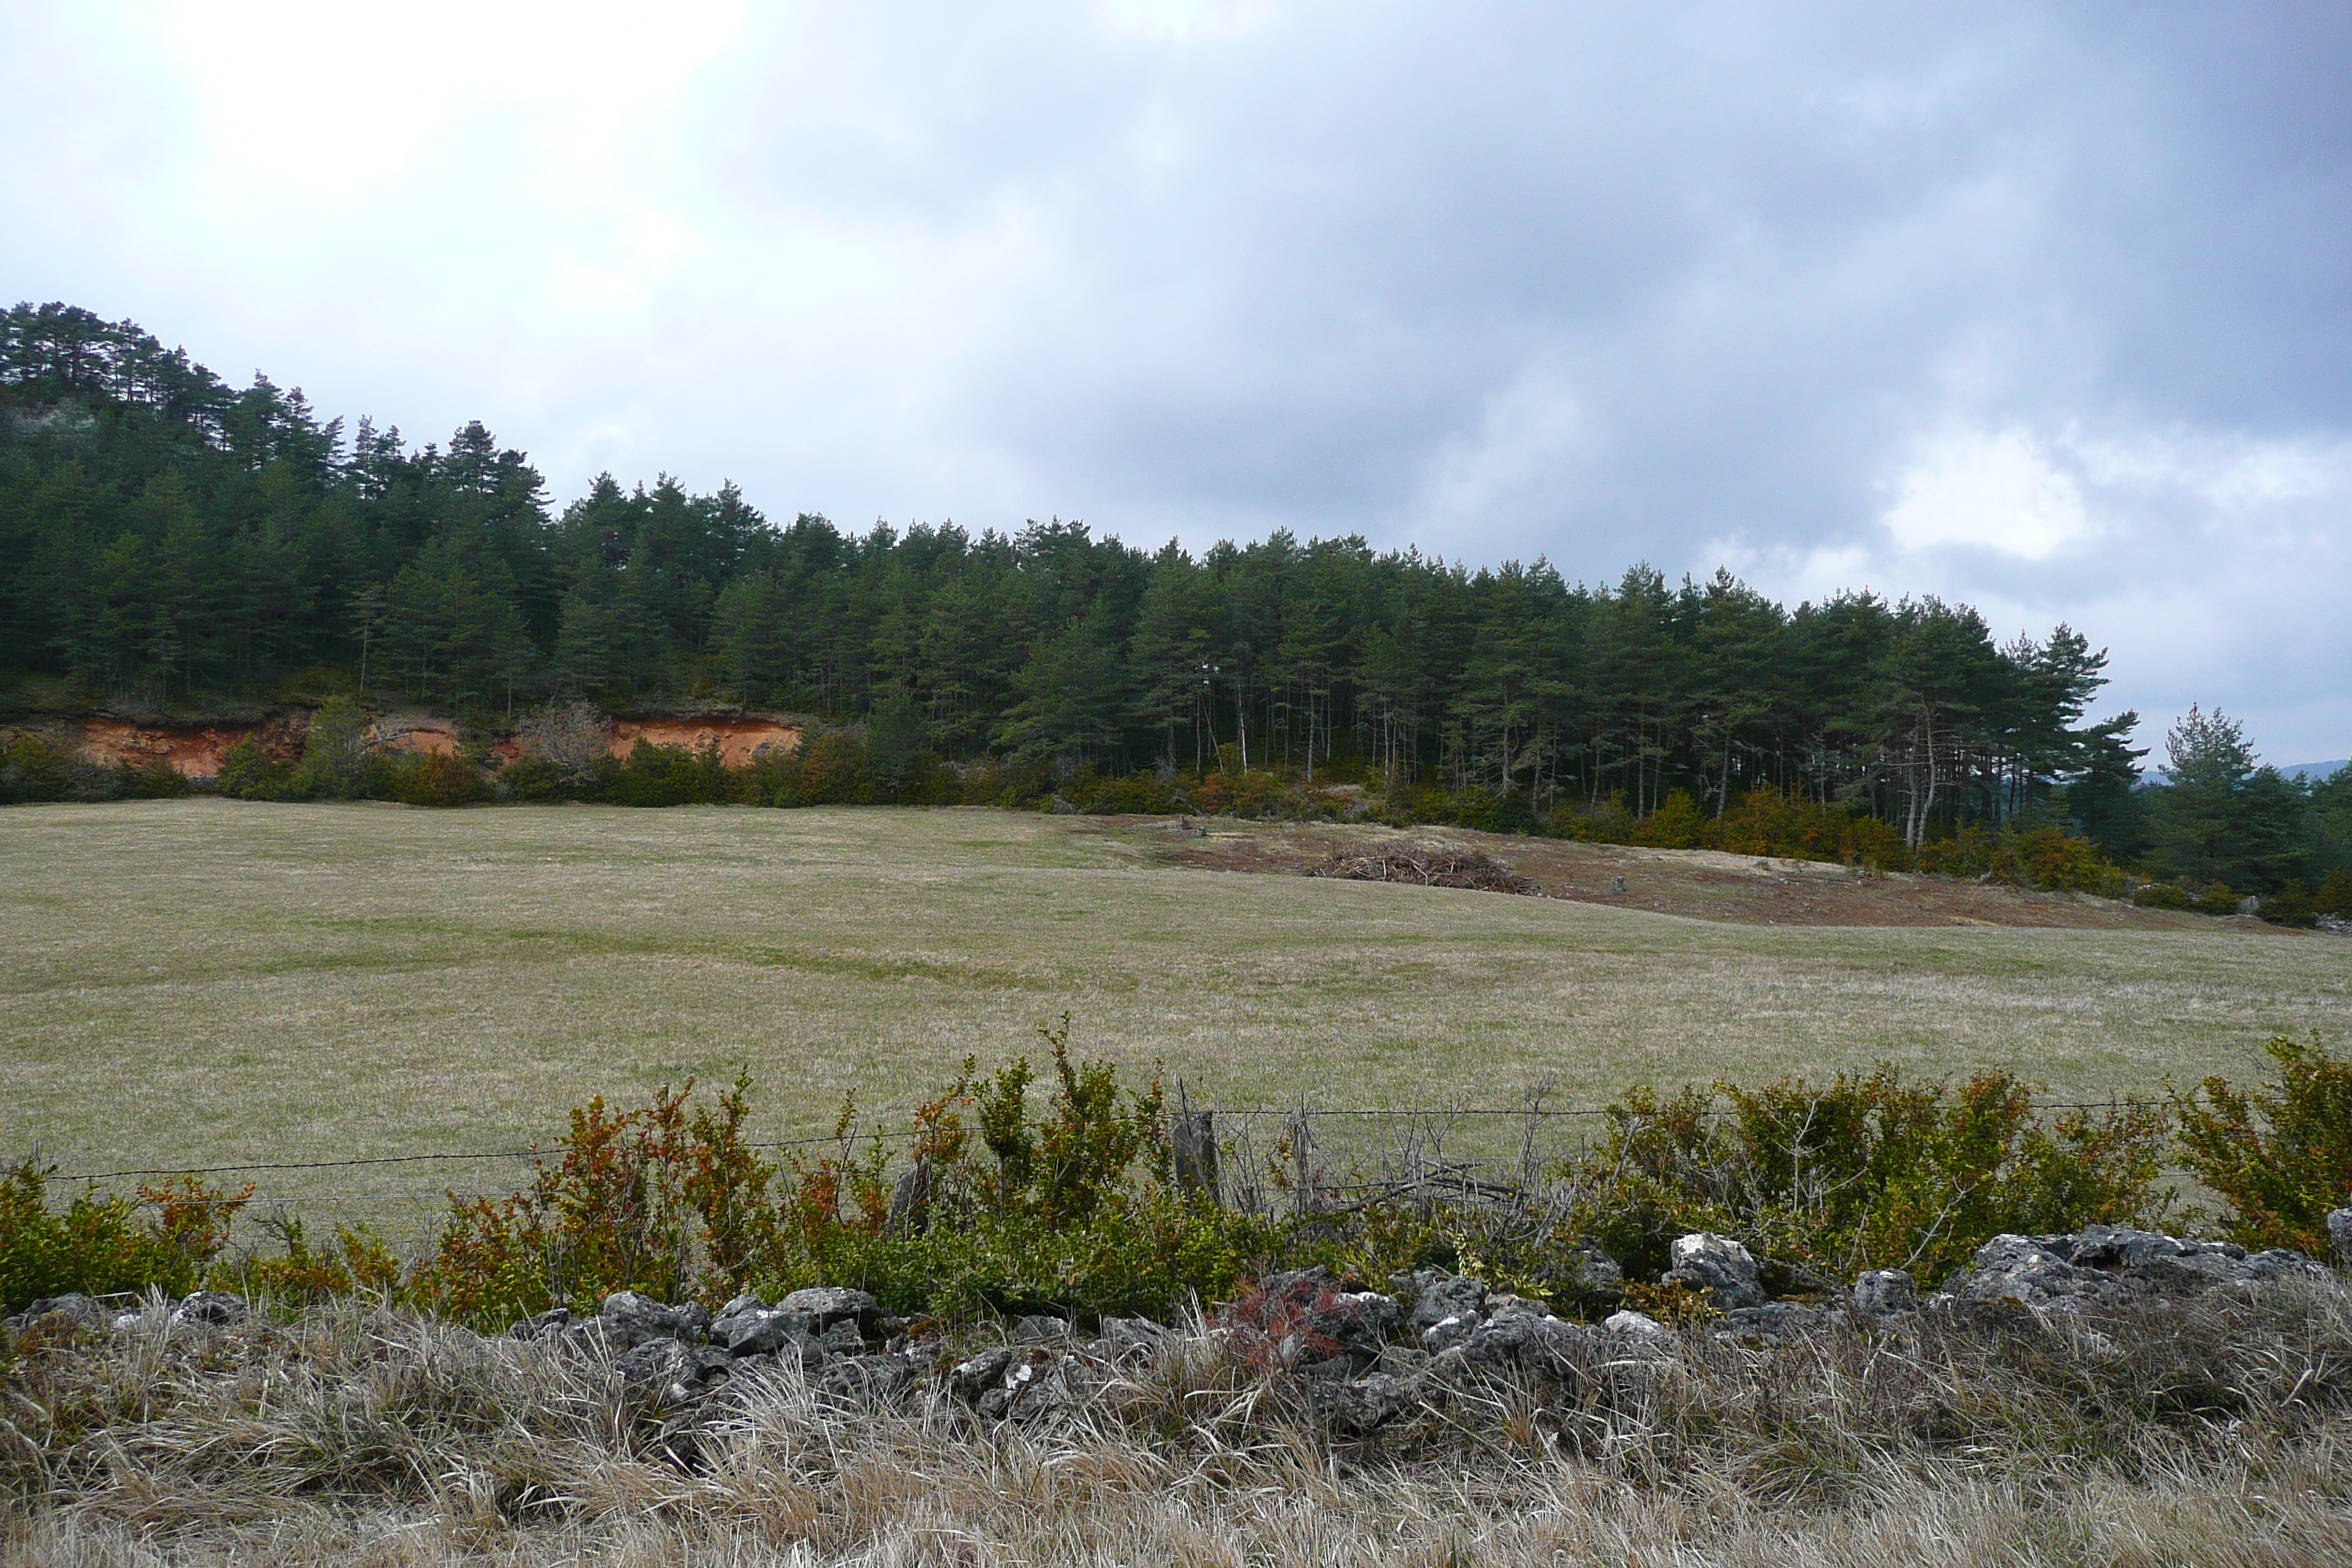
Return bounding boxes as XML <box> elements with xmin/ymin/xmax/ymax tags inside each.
<box><xmin>4</xmin><ymin>301</ymin><xmax>2347</xmax><ymax>902</ymax></box>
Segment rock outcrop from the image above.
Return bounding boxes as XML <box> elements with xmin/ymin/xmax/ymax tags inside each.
<box><xmin>14</xmin><ymin>1218</ymin><xmax>2341</xmax><ymax>1454</ymax></box>
<box><xmin>1937</xmin><ymin>1225</ymin><xmax>2329</xmax><ymax>1311</ymax></box>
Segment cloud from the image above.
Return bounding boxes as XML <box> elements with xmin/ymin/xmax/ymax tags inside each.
<box><xmin>4</xmin><ymin>1</ymin><xmax>2350</xmax><ymax>754</ymax></box>
<box><xmin>1881</xmin><ymin>427</ymin><xmax>2092</xmax><ymax>559</ymax></box>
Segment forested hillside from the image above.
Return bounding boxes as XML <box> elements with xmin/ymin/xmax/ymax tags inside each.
<box><xmin>5</xmin><ymin>301</ymin><xmax>2346</xmax><ymax>904</ymax></box>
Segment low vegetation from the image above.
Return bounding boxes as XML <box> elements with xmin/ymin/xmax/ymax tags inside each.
<box><xmin>5</xmin><ymin>1039</ymin><xmax>2351</xmax><ymax>1566</ymax></box>
<box><xmin>7</xmin><ymin>1033</ymin><xmax>2344</xmax><ymax>1327</ymax></box>
<box><xmin>7</xmin><ymin>1280</ymin><xmax>2352</xmax><ymax>1567</ymax></box>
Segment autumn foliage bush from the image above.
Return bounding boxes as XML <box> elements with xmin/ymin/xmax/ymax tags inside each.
<box><xmin>1</xmin><ymin>1163</ymin><xmax>250</xmax><ymax>1311</ymax></box>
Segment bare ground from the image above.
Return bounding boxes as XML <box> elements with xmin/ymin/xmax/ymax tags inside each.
<box><xmin>1118</xmin><ymin>813</ymin><xmax>2273</xmax><ymax>931</ymax></box>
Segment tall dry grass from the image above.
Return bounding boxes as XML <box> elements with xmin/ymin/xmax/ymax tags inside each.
<box><xmin>7</xmin><ymin>1280</ymin><xmax>2351</xmax><ymax>1565</ymax></box>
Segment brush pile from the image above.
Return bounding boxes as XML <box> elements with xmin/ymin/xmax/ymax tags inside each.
<box><xmin>1307</xmin><ymin>847</ymin><xmax>1543</xmax><ymax>894</ymax></box>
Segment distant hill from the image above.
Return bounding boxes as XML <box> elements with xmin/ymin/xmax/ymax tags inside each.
<box><xmin>2141</xmin><ymin>759</ymin><xmax>2345</xmax><ymax>785</ymax></box>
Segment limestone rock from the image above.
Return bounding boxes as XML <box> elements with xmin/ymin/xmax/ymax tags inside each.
<box><xmin>712</xmin><ymin>1301</ymin><xmax>814</xmax><ymax>1356</ymax></box>
<box><xmin>780</xmin><ymin>1286</ymin><xmax>882</xmax><ymax>1332</ymax></box>
<box><xmin>169</xmin><ymin>1291</ymin><xmax>249</xmax><ymax>1328</ymax></box>
<box><xmin>1453</xmin><ymin>1312</ymin><xmax>1596</xmax><ymax>1382</ymax></box>
<box><xmin>1719</xmin><ymin>1302</ymin><xmax>1827</xmax><ymax>1342</ymax></box>
<box><xmin>1662</xmin><ymin>1233</ymin><xmax>1767</xmax><ymax>1311</ymax></box>
<box><xmin>815</xmin><ymin>1352</ymin><xmax>916</xmax><ymax>1406</ymax></box>
<box><xmin>1602</xmin><ymin>1309</ymin><xmax>1668</xmax><ymax>1339</ymax></box>
<box><xmin>1407</xmin><ymin>1270</ymin><xmax>1489</xmax><ymax>1332</ymax></box>
<box><xmin>1852</xmin><ymin>1269</ymin><xmax>1918</xmax><ymax>1319</ymax></box>
<box><xmin>1313</xmin><ymin>1372</ymin><xmax>1422</xmax><ymax>1435</ymax></box>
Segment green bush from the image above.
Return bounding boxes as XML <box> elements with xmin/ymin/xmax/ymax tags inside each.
<box><xmin>389</xmin><ymin>751</ymin><xmax>485</xmax><ymax>807</ymax></box>
<box><xmin>1</xmin><ymin>1161</ymin><xmax>251</xmax><ymax>1312</ymax></box>
<box><xmin>2173</xmin><ymin>1034</ymin><xmax>2352</xmax><ymax>1256</ymax></box>
<box><xmin>214</xmin><ymin>736</ymin><xmax>299</xmax><ymax>800</ymax></box>
<box><xmin>495</xmin><ymin>750</ymin><xmax>570</xmax><ymax>802</ymax></box>
<box><xmin>600</xmin><ymin>739</ymin><xmax>731</xmax><ymax>807</ymax></box>
<box><xmin>287</xmin><ymin>696</ymin><xmax>374</xmax><ymax>799</ymax></box>
<box><xmin>1558</xmin><ymin>1069</ymin><xmax>2171</xmax><ymax>1286</ymax></box>
<box><xmin>2133</xmin><ymin>881</ymin><xmax>2194</xmax><ymax>911</ymax></box>
<box><xmin>2192</xmin><ymin>880</ymin><xmax>2245</xmax><ymax>916</ymax></box>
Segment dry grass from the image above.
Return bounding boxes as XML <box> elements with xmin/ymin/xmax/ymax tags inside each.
<box><xmin>4</xmin><ymin>1283</ymin><xmax>2351</xmax><ymax>1566</ymax></box>
<box><xmin>4</xmin><ymin>801</ymin><xmax>2349</xmax><ymax>1243</ymax></box>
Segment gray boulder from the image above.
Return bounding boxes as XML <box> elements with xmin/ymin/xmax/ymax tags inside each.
<box><xmin>1095</xmin><ymin>1316</ymin><xmax>1172</xmax><ymax>1357</ymax></box>
<box><xmin>1421</xmin><ymin>1313</ymin><xmax>1478</xmax><ymax>1354</ymax></box>
<box><xmin>1000</xmin><ymin>1354</ymin><xmax>1101</xmax><ymax>1420</ymax></box>
<box><xmin>9</xmin><ymin>1294</ymin><xmax>104</xmax><ymax>1331</ymax></box>
<box><xmin>1451</xmin><ymin>1313</ymin><xmax>1596</xmax><ymax>1382</ymax></box>
<box><xmin>780</xmin><ymin>1286</ymin><xmax>882</xmax><ymax>1332</ymax></box>
<box><xmin>1662</xmin><ymin>1233</ymin><xmax>1767</xmax><ymax>1311</ymax></box>
<box><xmin>819</xmin><ymin>1318</ymin><xmax>870</xmax><ymax>1356</ymax></box>
<box><xmin>1602</xmin><ymin>1309</ymin><xmax>1668</xmax><ymax>1340</ymax></box>
<box><xmin>1407</xmin><ymin>1270</ymin><xmax>1489</xmax><ymax>1332</ymax></box>
<box><xmin>615</xmin><ymin>1338</ymin><xmax>734</xmax><ymax>1405</ymax></box>
<box><xmin>508</xmin><ymin>1308</ymin><xmax>574</xmax><ymax>1341</ymax></box>
<box><xmin>170</xmin><ymin>1291</ymin><xmax>249</xmax><ymax>1328</ymax></box>
<box><xmin>2329</xmin><ymin>1206</ymin><xmax>2352</xmax><ymax>1271</ymax></box>
<box><xmin>949</xmin><ymin>1346</ymin><xmax>1023</xmax><ymax>1403</ymax></box>
<box><xmin>1301</xmin><ymin>1290</ymin><xmax>1401</xmax><ymax>1367</ymax></box>
<box><xmin>1940</xmin><ymin>1234</ymin><xmax>2119</xmax><ymax>1309</ymax></box>
<box><xmin>1313</xmin><ymin>1372</ymin><xmax>1423</xmax><ymax>1435</ymax></box>
<box><xmin>1852</xmin><ymin>1269</ymin><xmax>1918</xmax><ymax>1319</ymax></box>
<box><xmin>1940</xmin><ymin>1227</ymin><xmax>2332</xmax><ymax>1310</ymax></box>
<box><xmin>599</xmin><ymin>1291</ymin><xmax>703</xmax><ymax>1348</ymax></box>
<box><xmin>1719</xmin><ymin>1302</ymin><xmax>1828</xmax><ymax>1343</ymax></box>
<box><xmin>1013</xmin><ymin>1313</ymin><xmax>1074</xmax><ymax>1343</ymax></box>
<box><xmin>815</xmin><ymin>1352</ymin><xmax>917</xmax><ymax>1406</ymax></box>
<box><xmin>711</xmin><ymin>1301</ymin><xmax>814</xmax><ymax>1356</ymax></box>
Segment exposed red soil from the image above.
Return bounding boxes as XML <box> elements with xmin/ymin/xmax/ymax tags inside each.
<box><xmin>609</xmin><ymin>716</ymin><xmax>802</xmax><ymax>765</ymax></box>
<box><xmin>72</xmin><ymin>715</ymin><xmax>305</xmax><ymax>777</ymax></box>
<box><xmin>366</xmin><ymin>715</ymin><xmax>462</xmax><ymax>758</ymax></box>
<box><xmin>42</xmin><ymin>709</ymin><xmax>804</xmax><ymax>777</ymax></box>
<box><xmin>1112</xmin><ymin>815</ymin><xmax>2287</xmax><ymax>933</ymax></box>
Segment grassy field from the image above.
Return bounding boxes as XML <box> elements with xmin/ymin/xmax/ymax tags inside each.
<box><xmin>4</xmin><ymin>799</ymin><xmax>2348</xmax><ymax>1238</ymax></box>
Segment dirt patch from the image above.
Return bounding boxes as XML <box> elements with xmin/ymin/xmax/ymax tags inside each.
<box><xmin>1308</xmin><ymin>848</ymin><xmax>1543</xmax><ymax>894</ymax></box>
<box><xmin>367</xmin><ymin>715</ymin><xmax>461</xmax><ymax>757</ymax></box>
<box><xmin>1119</xmin><ymin>815</ymin><xmax>2285</xmax><ymax>932</ymax></box>
<box><xmin>609</xmin><ymin>715</ymin><xmax>802</xmax><ymax>765</ymax></box>
<box><xmin>71</xmin><ymin>715</ymin><xmax>306</xmax><ymax>778</ymax></box>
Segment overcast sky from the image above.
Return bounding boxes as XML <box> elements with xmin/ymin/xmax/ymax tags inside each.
<box><xmin>5</xmin><ymin>1</ymin><xmax>2348</xmax><ymax>760</ymax></box>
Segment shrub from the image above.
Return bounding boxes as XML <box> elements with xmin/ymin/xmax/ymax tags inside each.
<box><xmin>407</xmin><ymin>1075</ymin><xmax>760</xmax><ymax>1325</ymax></box>
<box><xmin>791</xmin><ymin>725</ymin><xmax>877</xmax><ymax>805</ymax></box>
<box><xmin>287</xmin><ymin>696</ymin><xmax>374</xmax><ymax>799</ymax></box>
<box><xmin>2133</xmin><ymin>881</ymin><xmax>2193</xmax><ymax>911</ymax></box>
<box><xmin>389</xmin><ymin>751</ymin><xmax>484</xmax><ymax>807</ymax></box>
<box><xmin>603</xmin><ymin>739</ymin><xmax>729</xmax><ymax>807</ymax></box>
<box><xmin>408</xmin><ymin>1027</ymin><xmax>1267</xmax><ymax>1327</ymax></box>
<box><xmin>1559</xmin><ymin>1068</ymin><xmax>2171</xmax><ymax>1286</ymax></box>
<box><xmin>495</xmin><ymin>750</ymin><xmax>569</xmax><ymax>802</ymax></box>
<box><xmin>2172</xmin><ymin>1034</ymin><xmax>2352</xmax><ymax>1256</ymax></box>
<box><xmin>1</xmin><ymin>1161</ymin><xmax>252</xmax><ymax>1312</ymax></box>
<box><xmin>215</xmin><ymin>736</ymin><xmax>298</xmax><ymax>800</ymax></box>
<box><xmin>2317</xmin><ymin>867</ymin><xmax>2352</xmax><ymax>918</ymax></box>
<box><xmin>513</xmin><ymin>698</ymin><xmax>610</xmax><ymax>783</ymax></box>
<box><xmin>239</xmin><ymin>1216</ymin><xmax>404</xmax><ymax>1303</ymax></box>
<box><xmin>2192</xmin><ymin>880</ymin><xmax>2244</xmax><ymax>916</ymax></box>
